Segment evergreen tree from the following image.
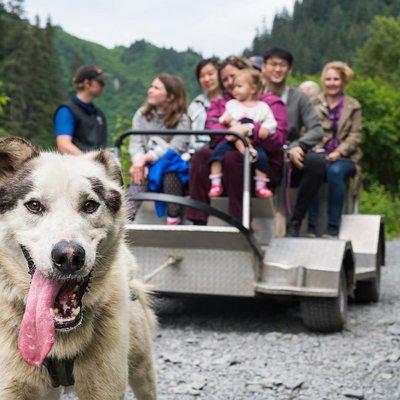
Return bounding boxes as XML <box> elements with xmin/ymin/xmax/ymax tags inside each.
<box><xmin>247</xmin><ymin>0</ymin><xmax>400</xmax><ymax>73</ymax></box>
<box><xmin>355</xmin><ymin>16</ymin><xmax>400</xmax><ymax>85</ymax></box>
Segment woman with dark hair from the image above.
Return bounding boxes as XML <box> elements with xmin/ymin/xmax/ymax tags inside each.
<box><xmin>188</xmin><ymin>58</ymin><xmax>221</xmax><ymax>131</ymax></box>
<box><xmin>186</xmin><ymin>56</ymin><xmax>289</xmax><ymax>224</ymax></box>
<box><xmin>127</xmin><ymin>73</ymin><xmax>191</xmax><ymax>224</ymax></box>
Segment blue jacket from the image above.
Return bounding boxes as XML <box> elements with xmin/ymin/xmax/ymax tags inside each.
<box><xmin>148</xmin><ymin>149</ymin><xmax>189</xmax><ymax>217</ymax></box>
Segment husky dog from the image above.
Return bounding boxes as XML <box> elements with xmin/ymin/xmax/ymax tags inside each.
<box><xmin>0</xmin><ymin>137</ymin><xmax>157</xmax><ymax>399</ymax></box>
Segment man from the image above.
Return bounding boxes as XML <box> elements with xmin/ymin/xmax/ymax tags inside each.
<box><xmin>261</xmin><ymin>47</ymin><xmax>325</xmax><ymax>237</ymax></box>
<box><xmin>54</xmin><ymin>65</ymin><xmax>109</xmax><ymax>154</ymax></box>
<box><xmin>299</xmin><ymin>80</ymin><xmax>321</xmax><ymax>98</ymax></box>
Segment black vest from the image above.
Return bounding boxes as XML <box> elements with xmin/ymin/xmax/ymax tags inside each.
<box><xmin>55</xmin><ymin>97</ymin><xmax>108</xmax><ymax>151</ymax></box>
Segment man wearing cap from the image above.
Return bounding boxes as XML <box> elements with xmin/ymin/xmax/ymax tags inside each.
<box><xmin>54</xmin><ymin>65</ymin><xmax>109</xmax><ymax>154</ymax></box>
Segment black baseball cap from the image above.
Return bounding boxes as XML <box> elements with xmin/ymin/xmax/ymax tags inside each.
<box><xmin>73</xmin><ymin>65</ymin><xmax>110</xmax><ymax>84</ymax></box>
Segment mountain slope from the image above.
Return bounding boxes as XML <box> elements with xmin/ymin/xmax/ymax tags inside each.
<box><xmin>54</xmin><ymin>29</ymin><xmax>202</xmax><ymax>136</ymax></box>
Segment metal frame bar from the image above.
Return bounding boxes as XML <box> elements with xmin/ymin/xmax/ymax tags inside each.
<box><xmin>114</xmin><ymin>129</ymin><xmax>251</xmax><ymax>228</ymax></box>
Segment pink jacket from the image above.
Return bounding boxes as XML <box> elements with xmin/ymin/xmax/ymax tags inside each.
<box><xmin>205</xmin><ymin>93</ymin><xmax>289</xmax><ymax>185</ymax></box>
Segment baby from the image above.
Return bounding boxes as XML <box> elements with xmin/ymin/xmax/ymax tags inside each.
<box><xmin>208</xmin><ymin>69</ymin><xmax>277</xmax><ymax>198</ymax></box>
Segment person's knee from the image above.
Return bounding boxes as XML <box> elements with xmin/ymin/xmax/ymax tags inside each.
<box><xmin>326</xmin><ymin>163</ymin><xmax>351</xmax><ymax>183</ymax></box>
<box><xmin>303</xmin><ymin>152</ymin><xmax>326</xmax><ymax>176</ymax></box>
<box><xmin>224</xmin><ymin>149</ymin><xmax>243</xmax><ymax>168</ymax></box>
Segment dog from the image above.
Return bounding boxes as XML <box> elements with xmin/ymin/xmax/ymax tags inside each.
<box><xmin>0</xmin><ymin>137</ymin><xmax>157</xmax><ymax>399</ymax></box>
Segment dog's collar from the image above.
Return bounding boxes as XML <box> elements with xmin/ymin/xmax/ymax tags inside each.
<box><xmin>43</xmin><ymin>357</ymin><xmax>75</xmax><ymax>388</ymax></box>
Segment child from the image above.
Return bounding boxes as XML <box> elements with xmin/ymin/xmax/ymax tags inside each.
<box><xmin>208</xmin><ymin>69</ymin><xmax>277</xmax><ymax>198</ymax></box>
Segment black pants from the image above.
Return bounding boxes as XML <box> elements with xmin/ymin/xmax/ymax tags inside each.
<box><xmin>290</xmin><ymin>151</ymin><xmax>326</xmax><ymax>223</ymax></box>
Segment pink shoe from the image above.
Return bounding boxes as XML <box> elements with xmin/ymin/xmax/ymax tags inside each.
<box><xmin>208</xmin><ymin>184</ymin><xmax>224</xmax><ymax>197</ymax></box>
<box><xmin>166</xmin><ymin>216</ymin><xmax>181</xmax><ymax>225</ymax></box>
<box><xmin>255</xmin><ymin>186</ymin><xmax>273</xmax><ymax>199</ymax></box>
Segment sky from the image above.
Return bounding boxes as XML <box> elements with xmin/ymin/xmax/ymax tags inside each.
<box><xmin>24</xmin><ymin>0</ymin><xmax>296</xmax><ymax>57</ymax></box>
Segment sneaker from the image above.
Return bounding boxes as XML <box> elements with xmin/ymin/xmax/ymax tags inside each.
<box><xmin>208</xmin><ymin>184</ymin><xmax>223</xmax><ymax>197</ymax></box>
<box><xmin>285</xmin><ymin>220</ymin><xmax>301</xmax><ymax>237</ymax></box>
<box><xmin>306</xmin><ymin>225</ymin><xmax>316</xmax><ymax>238</ymax></box>
<box><xmin>322</xmin><ymin>225</ymin><xmax>339</xmax><ymax>238</ymax></box>
<box><xmin>255</xmin><ymin>186</ymin><xmax>273</xmax><ymax>199</ymax></box>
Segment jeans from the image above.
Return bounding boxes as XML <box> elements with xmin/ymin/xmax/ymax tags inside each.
<box><xmin>209</xmin><ymin>141</ymin><xmax>268</xmax><ymax>173</ymax></box>
<box><xmin>308</xmin><ymin>158</ymin><xmax>356</xmax><ymax>228</ymax></box>
<box><xmin>290</xmin><ymin>151</ymin><xmax>327</xmax><ymax>223</ymax></box>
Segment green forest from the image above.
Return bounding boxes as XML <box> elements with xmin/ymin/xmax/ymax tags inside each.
<box><xmin>0</xmin><ymin>0</ymin><xmax>399</xmax><ymax>235</ymax></box>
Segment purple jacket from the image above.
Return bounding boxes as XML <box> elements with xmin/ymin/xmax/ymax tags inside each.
<box><xmin>205</xmin><ymin>93</ymin><xmax>289</xmax><ymax>185</ymax></box>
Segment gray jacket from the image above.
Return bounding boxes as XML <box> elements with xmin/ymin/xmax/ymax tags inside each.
<box><xmin>286</xmin><ymin>86</ymin><xmax>324</xmax><ymax>150</ymax></box>
<box><xmin>129</xmin><ymin>107</ymin><xmax>191</xmax><ymax>163</ymax></box>
<box><xmin>188</xmin><ymin>93</ymin><xmax>211</xmax><ymax>152</ymax></box>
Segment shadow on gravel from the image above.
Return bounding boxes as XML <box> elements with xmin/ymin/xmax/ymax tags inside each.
<box><xmin>153</xmin><ymin>295</ymin><xmax>306</xmax><ymax>334</ymax></box>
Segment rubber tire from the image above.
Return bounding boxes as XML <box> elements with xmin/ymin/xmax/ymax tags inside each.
<box><xmin>354</xmin><ymin>264</ymin><xmax>381</xmax><ymax>303</ymax></box>
<box><xmin>300</xmin><ymin>269</ymin><xmax>347</xmax><ymax>333</ymax></box>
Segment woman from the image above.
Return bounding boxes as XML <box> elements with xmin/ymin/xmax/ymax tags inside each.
<box><xmin>186</xmin><ymin>56</ymin><xmax>288</xmax><ymax>224</ymax></box>
<box><xmin>308</xmin><ymin>61</ymin><xmax>362</xmax><ymax>237</ymax></box>
<box><xmin>188</xmin><ymin>58</ymin><xmax>221</xmax><ymax>131</ymax></box>
<box><xmin>127</xmin><ymin>73</ymin><xmax>191</xmax><ymax>224</ymax></box>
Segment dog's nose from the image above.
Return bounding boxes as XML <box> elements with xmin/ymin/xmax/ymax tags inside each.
<box><xmin>51</xmin><ymin>241</ymin><xmax>85</xmax><ymax>274</ymax></box>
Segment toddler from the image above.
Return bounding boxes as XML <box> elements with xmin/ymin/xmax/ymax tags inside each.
<box><xmin>208</xmin><ymin>69</ymin><xmax>277</xmax><ymax>198</ymax></box>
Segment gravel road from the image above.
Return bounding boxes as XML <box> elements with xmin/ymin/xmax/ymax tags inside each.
<box><xmin>62</xmin><ymin>240</ymin><xmax>400</xmax><ymax>400</ymax></box>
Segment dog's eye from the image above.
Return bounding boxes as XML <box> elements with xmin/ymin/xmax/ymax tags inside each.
<box><xmin>25</xmin><ymin>200</ymin><xmax>45</xmax><ymax>214</ymax></box>
<box><xmin>82</xmin><ymin>200</ymin><xmax>99</xmax><ymax>214</ymax></box>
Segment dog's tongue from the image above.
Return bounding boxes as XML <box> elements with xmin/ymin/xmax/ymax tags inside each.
<box><xmin>18</xmin><ymin>269</ymin><xmax>64</xmax><ymax>367</ymax></box>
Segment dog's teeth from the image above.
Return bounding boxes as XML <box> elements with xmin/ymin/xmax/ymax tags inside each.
<box><xmin>72</xmin><ymin>306</ymin><xmax>80</xmax><ymax>316</ymax></box>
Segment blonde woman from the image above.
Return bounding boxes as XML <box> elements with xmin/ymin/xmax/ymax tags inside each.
<box><xmin>309</xmin><ymin>61</ymin><xmax>362</xmax><ymax>237</ymax></box>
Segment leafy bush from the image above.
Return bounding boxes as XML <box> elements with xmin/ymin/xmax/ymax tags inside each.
<box><xmin>347</xmin><ymin>77</ymin><xmax>400</xmax><ymax>192</ymax></box>
<box><xmin>359</xmin><ymin>183</ymin><xmax>400</xmax><ymax>239</ymax></box>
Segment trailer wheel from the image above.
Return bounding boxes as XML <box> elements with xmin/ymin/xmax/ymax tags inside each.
<box><xmin>354</xmin><ymin>264</ymin><xmax>381</xmax><ymax>303</ymax></box>
<box><xmin>300</xmin><ymin>269</ymin><xmax>347</xmax><ymax>332</ymax></box>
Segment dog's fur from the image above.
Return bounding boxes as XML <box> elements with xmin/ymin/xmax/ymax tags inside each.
<box><xmin>0</xmin><ymin>137</ymin><xmax>157</xmax><ymax>399</ymax></box>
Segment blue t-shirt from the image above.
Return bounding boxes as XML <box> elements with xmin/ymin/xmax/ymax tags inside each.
<box><xmin>54</xmin><ymin>97</ymin><xmax>96</xmax><ymax>137</ymax></box>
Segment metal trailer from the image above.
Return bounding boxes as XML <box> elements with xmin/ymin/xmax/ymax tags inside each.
<box><xmin>116</xmin><ymin>129</ymin><xmax>385</xmax><ymax>333</ymax></box>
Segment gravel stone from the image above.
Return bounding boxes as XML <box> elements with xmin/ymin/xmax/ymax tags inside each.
<box><xmin>57</xmin><ymin>240</ymin><xmax>400</xmax><ymax>400</ymax></box>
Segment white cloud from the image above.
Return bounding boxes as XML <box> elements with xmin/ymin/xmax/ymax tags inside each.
<box><xmin>24</xmin><ymin>0</ymin><xmax>296</xmax><ymax>57</ymax></box>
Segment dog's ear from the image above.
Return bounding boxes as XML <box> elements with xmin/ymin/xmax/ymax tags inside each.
<box><xmin>0</xmin><ymin>137</ymin><xmax>39</xmax><ymax>183</ymax></box>
<box><xmin>91</xmin><ymin>149</ymin><xmax>123</xmax><ymax>187</ymax></box>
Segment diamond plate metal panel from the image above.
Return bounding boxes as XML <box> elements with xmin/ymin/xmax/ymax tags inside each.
<box><xmin>134</xmin><ymin>247</ymin><xmax>256</xmax><ymax>297</ymax></box>
<box><xmin>266</xmin><ymin>238</ymin><xmax>348</xmax><ymax>271</ymax></box>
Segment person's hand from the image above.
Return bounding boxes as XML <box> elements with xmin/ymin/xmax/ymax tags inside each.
<box><xmin>326</xmin><ymin>150</ymin><xmax>341</xmax><ymax>162</ymax></box>
<box><xmin>129</xmin><ymin>155</ymin><xmax>148</xmax><ymax>184</ymax></box>
<box><xmin>223</xmin><ymin>114</ymin><xmax>233</xmax><ymax>125</ymax></box>
<box><xmin>225</xmin><ymin>134</ymin><xmax>236</xmax><ymax>142</ymax></box>
<box><xmin>289</xmin><ymin>146</ymin><xmax>305</xmax><ymax>169</ymax></box>
<box><xmin>229</xmin><ymin>123</ymin><xmax>250</xmax><ymax>136</ymax></box>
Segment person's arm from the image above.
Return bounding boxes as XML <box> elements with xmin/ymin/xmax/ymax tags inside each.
<box><xmin>204</xmin><ymin>97</ymin><xmax>229</xmax><ymax>146</ymax></box>
<box><xmin>54</xmin><ymin>106</ymin><xmax>81</xmax><ymax>154</ymax></box>
<box><xmin>56</xmin><ymin>136</ymin><xmax>82</xmax><ymax>155</ymax></box>
<box><xmin>258</xmin><ymin>103</ymin><xmax>277</xmax><ymax>139</ymax></box>
<box><xmin>129</xmin><ymin>109</ymin><xmax>150</xmax><ymax>164</ymax></box>
<box><xmin>337</xmin><ymin>105</ymin><xmax>362</xmax><ymax>157</ymax></box>
<box><xmin>170</xmin><ymin>114</ymin><xmax>191</xmax><ymax>154</ymax></box>
<box><xmin>291</xmin><ymin>92</ymin><xmax>323</xmax><ymax>150</ymax></box>
<box><xmin>129</xmin><ymin>109</ymin><xmax>156</xmax><ymax>184</ymax></box>
<box><xmin>253</xmin><ymin>94</ymin><xmax>288</xmax><ymax>152</ymax></box>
